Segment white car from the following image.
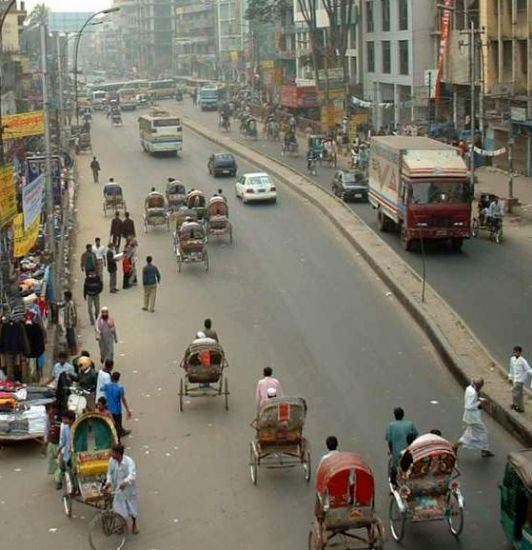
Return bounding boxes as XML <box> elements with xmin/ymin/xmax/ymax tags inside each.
<box><xmin>235</xmin><ymin>172</ymin><xmax>277</xmax><ymax>204</ymax></box>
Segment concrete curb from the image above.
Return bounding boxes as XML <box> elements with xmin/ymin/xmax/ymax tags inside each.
<box><xmin>183</xmin><ymin>115</ymin><xmax>532</xmax><ymax>447</ymax></box>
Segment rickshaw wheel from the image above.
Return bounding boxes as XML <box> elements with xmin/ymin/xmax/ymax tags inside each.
<box><xmin>249</xmin><ymin>442</ymin><xmax>258</xmax><ymax>485</ymax></box>
<box><xmin>88</xmin><ymin>510</ymin><xmax>127</xmax><ymax>550</ymax></box>
<box><xmin>178</xmin><ymin>378</ymin><xmax>184</xmax><ymax>412</ymax></box>
<box><xmin>471</xmin><ymin>218</ymin><xmax>480</xmax><ymax>237</ymax></box>
<box><xmin>204</xmin><ymin>251</ymin><xmax>209</xmax><ymax>272</ymax></box>
<box><xmin>308</xmin><ymin>529</ymin><xmax>324</xmax><ymax>550</ymax></box>
<box><xmin>369</xmin><ymin>520</ymin><xmax>385</xmax><ymax>549</ymax></box>
<box><xmin>303</xmin><ymin>448</ymin><xmax>311</xmax><ymax>482</ymax></box>
<box><xmin>62</xmin><ymin>474</ymin><xmax>73</xmax><ymax>518</ymax></box>
<box><xmin>177</xmin><ymin>257</ymin><xmax>182</xmax><ymax>273</ymax></box>
<box><xmin>447</xmin><ymin>492</ymin><xmax>464</xmax><ymax>537</ymax></box>
<box><xmin>495</xmin><ymin>228</ymin><xmax>503</xmax><ymax>244</ymax></box>
<box><xmin>229</xmin><ymin>227</ymin><xmax>233</xmax><ymax>244</ymax></box>
<box><xmin>389</xmin><ymin>495</ymin><xmax>406</xmax><ymax>542</ymax></box>
<box><xmin>224</xmin><ymin>377</ymin><xmax>229</xmax><ymax>411</ymax></box>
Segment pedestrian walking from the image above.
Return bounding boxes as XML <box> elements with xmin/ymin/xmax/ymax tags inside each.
<box><xmin>122</xmin><ymin>211</ymin><xmax>136</xmax><ymax>241</ymax></box>
<box><xmin>92</xmin><ymin>237</ymin><xmax>106</xmax><ymax>279</ymax></box>
<box><xmin>95</xmin><ymin>307</ymin><xmax>117</xmax><ymax>364</ymax></box>
<box><xmin>125</xmin><ymin>237</ymin><xmax>138</xmax><ymax>286</ymax></box>
<box><xmin>455</xmin><ymin>377</ymin><xmax>494</xmax><ymax>458</ymax></box>
<box><xmin>510</xmin><ymin>346</ymin><xmax>532</xmax><ymax>413</ymax></box>
<box><xmin>96</xmin><ymin>359</ymin><xmax>114</xmax><ymax>402</ymax></box>
<box><xmin>385</xmin><ymin>407</ymin><xmax>418</xmax><ymax>486</ymax></box>
<box><xmin>192</xmin><ymin>88</ymin><xmax>198</xmax><ymax>106</ymax></box>
<box><xmin>106</xmin><ymin>243</ymin><xmax>119</xmax><ymax>293</ymax></box>
<box><xmin>83</xmin><ymin>271</ymin><xmax>103</xmax><ymax>326</ymax></box>
<box><xmin>104</xmin><ymin>443</ymin><xmax>139</xmax><ymax>534</ymax></box>
<box><xmin>122</xmin><ymin>253</ymin><xmax>132</xmax><ymax>289</ymax></box>
<box><xmin>63</xmin><ymin>290</ymin><xmax>78</xmax><ymax>355</ymax></box>
<box><xmin>90</xmin><ymin>156</ymin><xmax>101</xmax><ymax>183</ymax></box>
<box><xmin>102</xmin><ymin>372</ymin><xmax>132</xmax><ymax>439</ymax></box>
<box><xmin>142</xmin><ymin>256</ymin><xmax>161</xmax><ymax>312</ymax></box>
<box><xmin>110</xmin><ymin>212</ymin><xmax>123</xmax><ymax>250</ymax></box>
<box><xmin>80</xmin><ymin>243</ymin><xmax>97</xmax><ymax>274</ymax></box>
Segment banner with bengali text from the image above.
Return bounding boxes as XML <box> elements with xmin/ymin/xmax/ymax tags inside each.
<box><xmin>22</xmin><ymin>174</ymin><xmax>44</xmax><ymax>230</ymax></box>
<box><xmin>435</xmin><ymin>0</ymin><xmax>453</xmax><ymax>103</ymax></box>
<box><xmin>3</xmin><ymin>111</ymin><xmax>44</xmax><ymax>139</ymax></box>
<box><xmin>13</xmin><ymin>213</ymin><xmax>40</xmax><ymax>258</ymax></box>
<box><xmin>0</xmin><ymin>165</ymin><xmax>17</xmax><ymax>226</ymax></box>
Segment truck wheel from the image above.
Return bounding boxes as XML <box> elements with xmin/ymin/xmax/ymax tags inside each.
<box><xmin>451</xmin><ymin>238</ymin><xmax>463</xmax><ymax>252</ymax></box>
<box><xmin>378</xmin><ymin>211</ymin><xmax>388</xmax><ymax>232</ymax></box>
<box><xmin>400</xmin><ymin>228</ymin><xmax>412</xmax><ymax>251</ymax></box>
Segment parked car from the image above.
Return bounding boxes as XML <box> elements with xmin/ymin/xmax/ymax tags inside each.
<box><xmin>208</xmin><ymin>153</ymin><xmax>237</xmax><ymax>177</ymax></box>
<box><xmin>331</xmin><ymin>169</ymin><xmax>369</xmax><ymax>202</ymax></box>
<box><xmin>235</xmin><ymin>172</ymin><xmax>277</xmax><ymax>204</ymax></box>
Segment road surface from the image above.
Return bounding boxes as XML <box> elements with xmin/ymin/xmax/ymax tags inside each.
<box><xmin>0</xmin><ymin>107</ymin><xmax>516</xmax><ymax>550</ymax></box>
<box><xmin>174</xmin><ymin>99</ymin><xmax>531</xmax><ymax>368</ymax></box>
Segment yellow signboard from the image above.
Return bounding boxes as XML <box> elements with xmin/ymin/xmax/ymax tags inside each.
<box><xmin>0</xmin><ymin>166</ymin><xmax>17</xmax><ymax>226</ymax></box>
<box><xmin>261</xmin><ymin>60</ymin><xmax>274</xmax><ymax>70</ymax></box>
<box><xmin>230</xmin><ymin>50</ymin><xmax>240</xmax><ymax>64</ymax></box>
<box><xmin>3</xmin><ymin>111</ymin><xmax>44</xmax><ymax>139</ymax></box>
<box><xmin>13</xmin><ymin>213</ymin><xmax>40</xmax><ymax>258</ymax></box>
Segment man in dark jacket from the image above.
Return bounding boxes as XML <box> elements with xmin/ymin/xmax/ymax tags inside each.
<box><xmin>80</xmin><ymin>244</ymin><xmax>97</xmax><ymax>273</ymax></box>
<box><xmin>90</xmin><ymin>156</ymin><xmax>101</xmax><ymax>183</ymax></box>
<box><xmin>106</xmin><ymin>243</ymin><xmax>119</xmax><ymax>293</ymax></box>
<box><xmin>142</xmin><ymin>256</ymin><xmax>161</xmax><ymax>312</ymax></box>
<box><xmin>83</xmin><ymin>271</ymin><xmax>103</xmax><ymax>325</ymax></box>
<box><xmin>110</xmin><ymin>212</ymin><xmax>123</xmax><ymax>249</ymax></box>
<box><xmin>121</xmin><ymin>212</ymin><xmax>136</xmax><ymax>241</ymax></box>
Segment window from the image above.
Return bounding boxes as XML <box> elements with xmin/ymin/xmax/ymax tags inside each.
<box><xmin>517</xmin><ymin>0</ymin><xmax>527</xmax><ymax>10</ymax></box>
<box><xmin>366</xmin><ymin>1</ymin><xmax>374</xmax><ymax>32</ymax></box>
<box><xmin>382</xmin><ymin>0</ymin><xmax>390</xmax><ymax>31</ymax></box>
<box><xmin>398</xmin><ymin>0</ymin><xmax>408</xmax><ymax>30</ymax></box>
<box><xmin>349</xmin><ymin>23</ymin><xmax>357</xmax><ymax>47</ymax></box>
<box><xmin>382</xmin><ymin>40</ymin><xmax>391</xmax><ymax>73</ymax></box>
<box><xmin>367</xmin><ymin>41</ymin><xmax>375</xmax><ymax>72</ymax></box>
<box><xmin>398</xmin><ymin>40</ymin><xmax>409</xmax><ymax>74</ymax></box>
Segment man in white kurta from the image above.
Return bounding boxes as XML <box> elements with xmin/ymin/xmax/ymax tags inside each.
<box><xmin>457</xmin><ymin>378</ymin><xmax>494</xmax><ymax>458</ymax></box>
<box><xmin>105</xmin><ymin>444</ymin><xmax>139</xmax><ymax>534</ymax></box>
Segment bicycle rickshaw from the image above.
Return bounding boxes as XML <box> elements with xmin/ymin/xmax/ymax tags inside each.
<box><xmin>143</xmin><ymin>192</ymin><xmax>169</xmax><ymax>231</ymax></box>
<box><xmin>309</xmin><ymin>452</ymin><xmax>385</xmax><ymax>549</ymax></box>
<box><xmin>103</xmin><ymin>182</ymin><xmax>126</xmax><ymax>216</ymax></box>
<box><xmin>249</xmin><ymin>396</ymin><xmax>311</xmax><ymax>485</ymax></box>
<box><xmin>174</xmin><ymin>219</ymin><xmax>209</xmax><ymax>272</ymax></box>
<box><xmin>111</xmin><ymin>111</ymin><xmax>122</xmax><ymax>127</ymax></box>
<box><xmin>206</xmin><ymin>196</ymin><xmax>232</xmax><ymax>243</ymax></box>
<box><xmin>186</xmin><ymin>190</ymin><xmax>207</xmax><ymax>222</ymax></box>
<box><xmin>166</xmin><ymin>180</ymin><xmax>186</xmax><ymax>211</ymax></box>
<box><xmin>76</xmin><ymin>132</ymin><xmax>92</xmax><ymax>155</ymax></box>
<box><xmin>500</xmin><ymin>449</ymin><xmax>532</xmax><ymax>549</ymax></box>
<box><xmin>388</xmin><ymin>433</ymin><xmax>464</xmax><ymax>542</ymax></box>
<box><xmin>178</xmin><ymin>339</ymin><xmax>229</xmax><ymax>411</ymax></box>
<box><xmin>308</xmin><ymin>134</ymin><xmax>326</xmax><ymax>159</ymax></box>
<box><xmin>471</xmin><ymin>193</ymin><xmax>503</xmax><ymax>244</ymax></box>
<box><xmin>61</xmin><ymin>413</ymin><xmax>128</xmax><ymax>550</ymax></box>
<box><xmin>321</xmin><ymin>138</ymin><xmax>338</xmax><ymax>168</ymax></box>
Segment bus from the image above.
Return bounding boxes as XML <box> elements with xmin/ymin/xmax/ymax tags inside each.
<box><xmin>147</xmin><ymin>79</ymin><xmax>176</xmax><ymax>99</ymax></box>
<box><xmin>118</xmin><ymin>88</ymin><xmax>137</xmax><ymax>110</ymax></box>
<box><xmin>138</xmin><ymin>110</ymin><xmax>183</xmax><ymax>156</ymax></box>
<box><xmin>91</xmin><ymin>90</ymin><xmax>107</xmax><ymax>110</ymax></box>
<box><xmin>123</xmin><ymin>79</ymin><xmax>149</xmax><ymax>92</ymax></box>
<box><xmin>199</xmin><ymin>86</ymin><xmax>219</xmax><ymax>111</ymax></box>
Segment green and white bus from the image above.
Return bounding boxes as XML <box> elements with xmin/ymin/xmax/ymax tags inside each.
<box><xmin>138</xmin><ymin>110</ymin><xmax>183</xmax><ymax>155</ymax></box>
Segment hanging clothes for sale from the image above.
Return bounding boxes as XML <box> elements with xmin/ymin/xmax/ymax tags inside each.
<box><xmin>24</xmin><ymin>319</ymin><xmax>46</xmax><ymax>358</ymax></box>
<box><xmin>1</xmin><ymin>320</ymin><xmax>30</xmax><ymax>356</ymax></box>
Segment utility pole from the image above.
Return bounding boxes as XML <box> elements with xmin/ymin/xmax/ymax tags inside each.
<box><xmin>40</xmin><ymin>24</ymin><xmax>57</xmax><ymax>313</ymax></box>
<box><xmin>469</xmin><ymin>17</ymin><xmax>476</xmax><ymax>193</ymax></box>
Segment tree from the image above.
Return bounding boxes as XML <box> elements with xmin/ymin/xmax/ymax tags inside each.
<box><xmin>322</xmin><ymin>0</ymin><xmax>357</xmax><ymax>94</ymax></box>
<box><xmin>25</xmin><ymin>2</ymin><xmax>49</xmax><ymax>30</ymax></box>
<box><xmin>296</xmin><ymin>0</ymin><xmax>322</xmax><ymax>100</ymax></box>
<box><xmin>245</xmin><ymin>0</ymin><xmax>290</xmax><ymax>24</ymax></box>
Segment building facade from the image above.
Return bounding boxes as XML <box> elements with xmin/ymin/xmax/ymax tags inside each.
<box><xmin>361</xmin><ymin>0</ymin><xmax>436</xmax><ymax>129</ymax></box>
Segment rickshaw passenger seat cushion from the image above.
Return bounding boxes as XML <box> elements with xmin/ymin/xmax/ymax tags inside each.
<box><xmin>78</xmin><ymin>459</ymin><xmax>109</xmax><ymax>477</ymax></box>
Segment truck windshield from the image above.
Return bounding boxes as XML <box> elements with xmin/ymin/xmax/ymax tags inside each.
<box><xmin>411</xmin><ymin>182</ymin><xmax>469</xmax><ymax>204</ymax></box>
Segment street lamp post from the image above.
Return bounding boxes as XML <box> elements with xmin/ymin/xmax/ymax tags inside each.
<box><xmin>0</xmin><ymin>0</ymin><xmax>18</xmax><ymax>164</ymax></box>
<box><xmin>74</xmin><ymin>7</ymin><xmax>119</xmax><ymax>126</ymax></box>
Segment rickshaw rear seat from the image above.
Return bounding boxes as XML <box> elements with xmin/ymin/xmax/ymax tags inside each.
<box><xmin>76</xmin><ymin>450</ymin><xmax>111</xmax><ymax>476</ymax></box>
<box><xmin>322</xmin><ymin>505</ymin><xmax>374</xmax><ymax>529</ymax></box>
<box><xmin>402</xmin><ymin>476</ymin><xmax>450</xmax><ymax>498</ymax></box>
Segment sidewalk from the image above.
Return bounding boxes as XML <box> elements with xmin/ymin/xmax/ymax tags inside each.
<box><xmin>475</xmin><ymin>166</ymin><xmax>532</xmax><ymax>220</ymax></box>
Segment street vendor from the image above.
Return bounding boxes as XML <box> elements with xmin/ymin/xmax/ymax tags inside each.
<box><xmin>105</xmin><ymin>443</ymin><xmax>139</xmax><ymax>535</ymax></box>
<box><xmin>41</xmin><ymin>351</ymin><xmax>75</xmax><ymax>389</ymax></box>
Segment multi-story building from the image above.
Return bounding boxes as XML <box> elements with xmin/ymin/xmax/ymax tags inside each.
<box><xmin>216</xmin><ymin>0</ymin><xmax>248</xmax><ymax>81</ymax></box>
<box><xmin>480</xmin><ymin>0</ymin><xmax>532</xmax><ymax>175</ymax></box>
<box><xmin>361</xmin><ymin>0</ymin><xmax>436</xmax><ymax>129</ymax></box>
<box><xmin>175</xmin><ymin>0</ymin><xmax>217</xmax><ymax>79</ymax></box>
<box><xmin>138</xmin><ymin>0</ymin><xmax>175</xmax><ymax>77</ymax></box>
<box><xmin>113</xmin><ymin>0</ymin><xmax>142</xmax><ymax>76</ymax></box>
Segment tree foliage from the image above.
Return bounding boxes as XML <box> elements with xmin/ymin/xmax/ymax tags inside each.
<box><xmin>245</xmin><ymin>0</ymin><xmax>291</xmax><ymax>24</ymax></box>
<box><xmin>25</xmin><ymin>3</ymin><xmax>49</xmax><ymax>29</ymax></box>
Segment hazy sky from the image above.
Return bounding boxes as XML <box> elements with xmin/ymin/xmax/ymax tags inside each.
<box><xmin>26</xmin><ymin>0</ymin><xmax>112</xmax><ymax>12</ymax></box>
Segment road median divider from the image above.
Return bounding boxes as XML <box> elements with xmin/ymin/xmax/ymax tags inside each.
<box><xmin>183</xmin><ymin>115</ymin><xmax>532</xmax><ymax>446</ymax></box>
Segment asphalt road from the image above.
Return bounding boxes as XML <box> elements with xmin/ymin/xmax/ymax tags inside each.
<box><xmin>0</xmin><ymin>108</ymin><xmax>517</xmax><ymax>550</ymax></box>
<box><xmin>172</xmin><ymin>99</ymin><xmax>532</xmax><ymax>368</ymax></box>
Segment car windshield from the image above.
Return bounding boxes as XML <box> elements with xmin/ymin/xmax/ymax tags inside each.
<box><xmin>410</xmin><ymin>182</ymin><xmax>469</xmax><ymax>204</ymax></box>
<box><xmin>343</xmin><ymin>173</ymin><xmax>366</xmax><ymax>186</ymax></box>
<box><xmin>248</xmin><ymin>176</ymin><xmax>271</xmax><ymax>187</ymax></box>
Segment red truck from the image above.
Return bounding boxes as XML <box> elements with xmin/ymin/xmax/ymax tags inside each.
<box><xmin>368</xmin><ymin>136</ymin><xmax>472</xmax><ymax>251</ymax></box>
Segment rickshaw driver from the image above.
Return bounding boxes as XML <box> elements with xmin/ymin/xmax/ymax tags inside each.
<box><xmin>103</xmin><ymin>177</ymin><xmax>120</xmax><ymax>197</ymax></box>
<box><xmin>319</xmin><ymin>435</ymin><xmax>339</xmax><ymax>465</ymax></box>
<box><xmin>487</xmin><ymin>195</ymin><xmax>503</xmax><ymax>228</ymax></box>
<box><xmin>145</xmin><ymin>187</ymin><xmax>161</xmax><ymax>208</ymax></box>
<box><xmin>307</xmin><ymin>147</ymin><xmax>318</xmax><ymax>172</ymax></box>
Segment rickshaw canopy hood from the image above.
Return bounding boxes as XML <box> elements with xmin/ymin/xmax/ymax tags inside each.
<box><xmin>407</xmin><ymin>433</ymin><xmax>455</xmax><ymax>464</ymax></box>
<box><xmin>508</xmin><ymin>450</ymin><xmax>532</xmax><ymax>491</ymax></box>
<box><xmin>316</xmin><ymin>452</ymin><xmax>374</xmax><ymax>507</ymax></box>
